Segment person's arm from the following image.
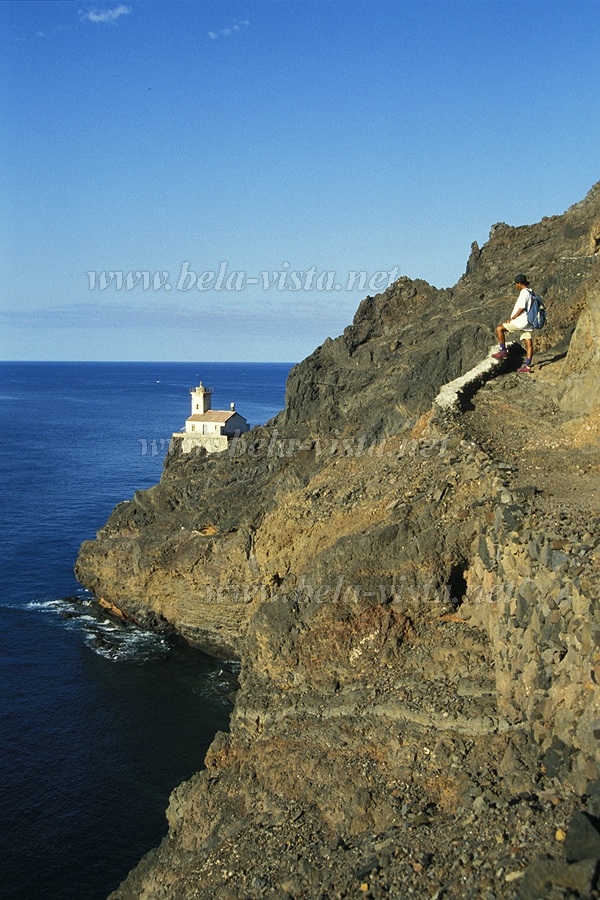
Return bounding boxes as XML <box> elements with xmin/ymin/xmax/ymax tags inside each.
<box><xmin>508</xmin><ymin>289</ymin><xmax>530</xmax><ymax>320</ymax></box>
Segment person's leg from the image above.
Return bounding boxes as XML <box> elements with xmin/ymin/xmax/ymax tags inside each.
<box><xmin>493</xmin><ymin>323</ymin><xmax>509</xmax><ymax>358</ymax></box>
<box><xmin>518</xmin><ymin>335</ymin><xmax>534</xmax><ymax>372</ymax></box>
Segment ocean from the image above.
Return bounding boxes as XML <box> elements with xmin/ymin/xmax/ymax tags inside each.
<box><xmin>0</xmin><ymin>361</ymin><xmax>292</xmax><ymax>900</ymax></box>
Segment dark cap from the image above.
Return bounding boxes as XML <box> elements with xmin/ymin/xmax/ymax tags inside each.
<box><xmin>514</xmin><ymin>274</ymin><xmax>529</xmax><ymax>286</ymax></box>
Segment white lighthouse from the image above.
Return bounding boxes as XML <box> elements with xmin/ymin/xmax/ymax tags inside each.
<box><xmin>172</xmin><ymin>381</ymin><xmax>249</xmax><ymax>453</ymax></box>
<box><xmin>190</xmin><ymin>382</ymin><xmax>213</xmax><ymax>415</ymax></box>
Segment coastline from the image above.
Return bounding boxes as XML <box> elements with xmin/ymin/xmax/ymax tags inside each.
<box><xmin>76</xmin><ymin>183</ymin><xmax>600</xmax><ymax>898</ymax></box>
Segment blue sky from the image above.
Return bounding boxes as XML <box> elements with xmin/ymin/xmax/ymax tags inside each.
<box><xmin>1</xmin><ymin>0</ymin><xmax>599</xmax><ymax>362</ymax></box>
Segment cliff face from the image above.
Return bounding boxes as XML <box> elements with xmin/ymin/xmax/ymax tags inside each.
<box><xmin>75</xmin><ymin>184</ymin><xmax>600</xmax><ymax>659</ymax></box>
<box><xmin>75</xmin><ymin>184</ymin><xmax>600</xmax><ymax>899</ymax></box>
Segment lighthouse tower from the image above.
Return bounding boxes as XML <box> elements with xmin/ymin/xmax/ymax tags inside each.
<box><xmin>172</xmin><ymin>380</ymin><xmax>249</xmax><ymax>454</ymax></box>
<box><xmin>190</xmin><ymin>382</ymin><xmax>213</xmax><ymax>415</ymax></box>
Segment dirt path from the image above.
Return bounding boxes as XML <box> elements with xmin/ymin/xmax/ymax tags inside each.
<box><xmin>461</xmin><ymin>342</ymin><xmax>600</xmax><ymax>540</ymax></box>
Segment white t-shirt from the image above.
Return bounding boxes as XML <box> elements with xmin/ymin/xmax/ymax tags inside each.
<box><xmin>510</xmin><ymin>288</ymin><xmax>532</xmax><ymax>330</ymax></box>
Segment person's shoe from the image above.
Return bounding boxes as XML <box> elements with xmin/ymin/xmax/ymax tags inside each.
<box><xmin>492</xmin><ymin>349</ymin><xmax>508</xmax><ymax>359</ymax></box>
<box><xmin>517</xmin><ymin>364</ymin><xmax>532</xmax><ymax>373</ymax></box>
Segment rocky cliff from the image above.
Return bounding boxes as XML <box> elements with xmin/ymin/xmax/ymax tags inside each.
<box><xmin>76</xmin><ymin>183</ymin><xmax>600</xmax><ymax>899</ymax></box>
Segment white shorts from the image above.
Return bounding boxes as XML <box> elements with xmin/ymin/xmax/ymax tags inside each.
<box><xmin>503</xmin><ymin>319</ymin><xmax>533</xmax><ymax>338</ymax></box>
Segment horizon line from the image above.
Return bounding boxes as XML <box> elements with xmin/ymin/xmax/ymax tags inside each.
<box><xmin>0</xmin><ymin>359</ymin><xmax>297</xmax><ymax>365</ymax></box>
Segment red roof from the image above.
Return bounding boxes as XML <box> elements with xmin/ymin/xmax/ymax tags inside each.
<box><xmin>186</xmin><ymin>410</ymin><xmax>240</xmax><ymax>423</ymax></box>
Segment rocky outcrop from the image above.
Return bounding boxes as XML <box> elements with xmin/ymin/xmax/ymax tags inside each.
<box><xmin>75</xmin><ymin>183</ymin><xmax>600</xmax><ymax>898</ymax></box>
<box><xmin>557</xmin><ymin>266</ymin><xmax>600</xmax><ymax>415</ymax></box>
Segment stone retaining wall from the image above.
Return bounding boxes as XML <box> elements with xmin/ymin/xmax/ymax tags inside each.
<box><xmin>463</xmin><ymin>495</ymin><xmax>600</xmax><ymax>794</ymax></box>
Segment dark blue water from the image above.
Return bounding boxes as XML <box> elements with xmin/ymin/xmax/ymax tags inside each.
<box><xmin>0</xmin><ymin>362</ymin><xmax>291</xmax><ymax>900</ymax></box>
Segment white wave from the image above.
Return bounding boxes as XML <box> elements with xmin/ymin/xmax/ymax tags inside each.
<box><xmin>27</xmin><ymin>598</ymin><xmax>71</xmax><ymax>610</ymax></box>
<box><xmin>84</xmin><ymin>627</ymin><xmax>169</xmax><ymax>661</ymax></box>
<box><xmin>24</xmin><ymin>595</ymin><xmax>170</xmax><ymax>662</ymax></box>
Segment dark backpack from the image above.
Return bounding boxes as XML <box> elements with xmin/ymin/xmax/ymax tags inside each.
<box><xmin>526</xmin><ymin>291</ymin><xmax>547</xmax><ymax>329</ymax></box>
